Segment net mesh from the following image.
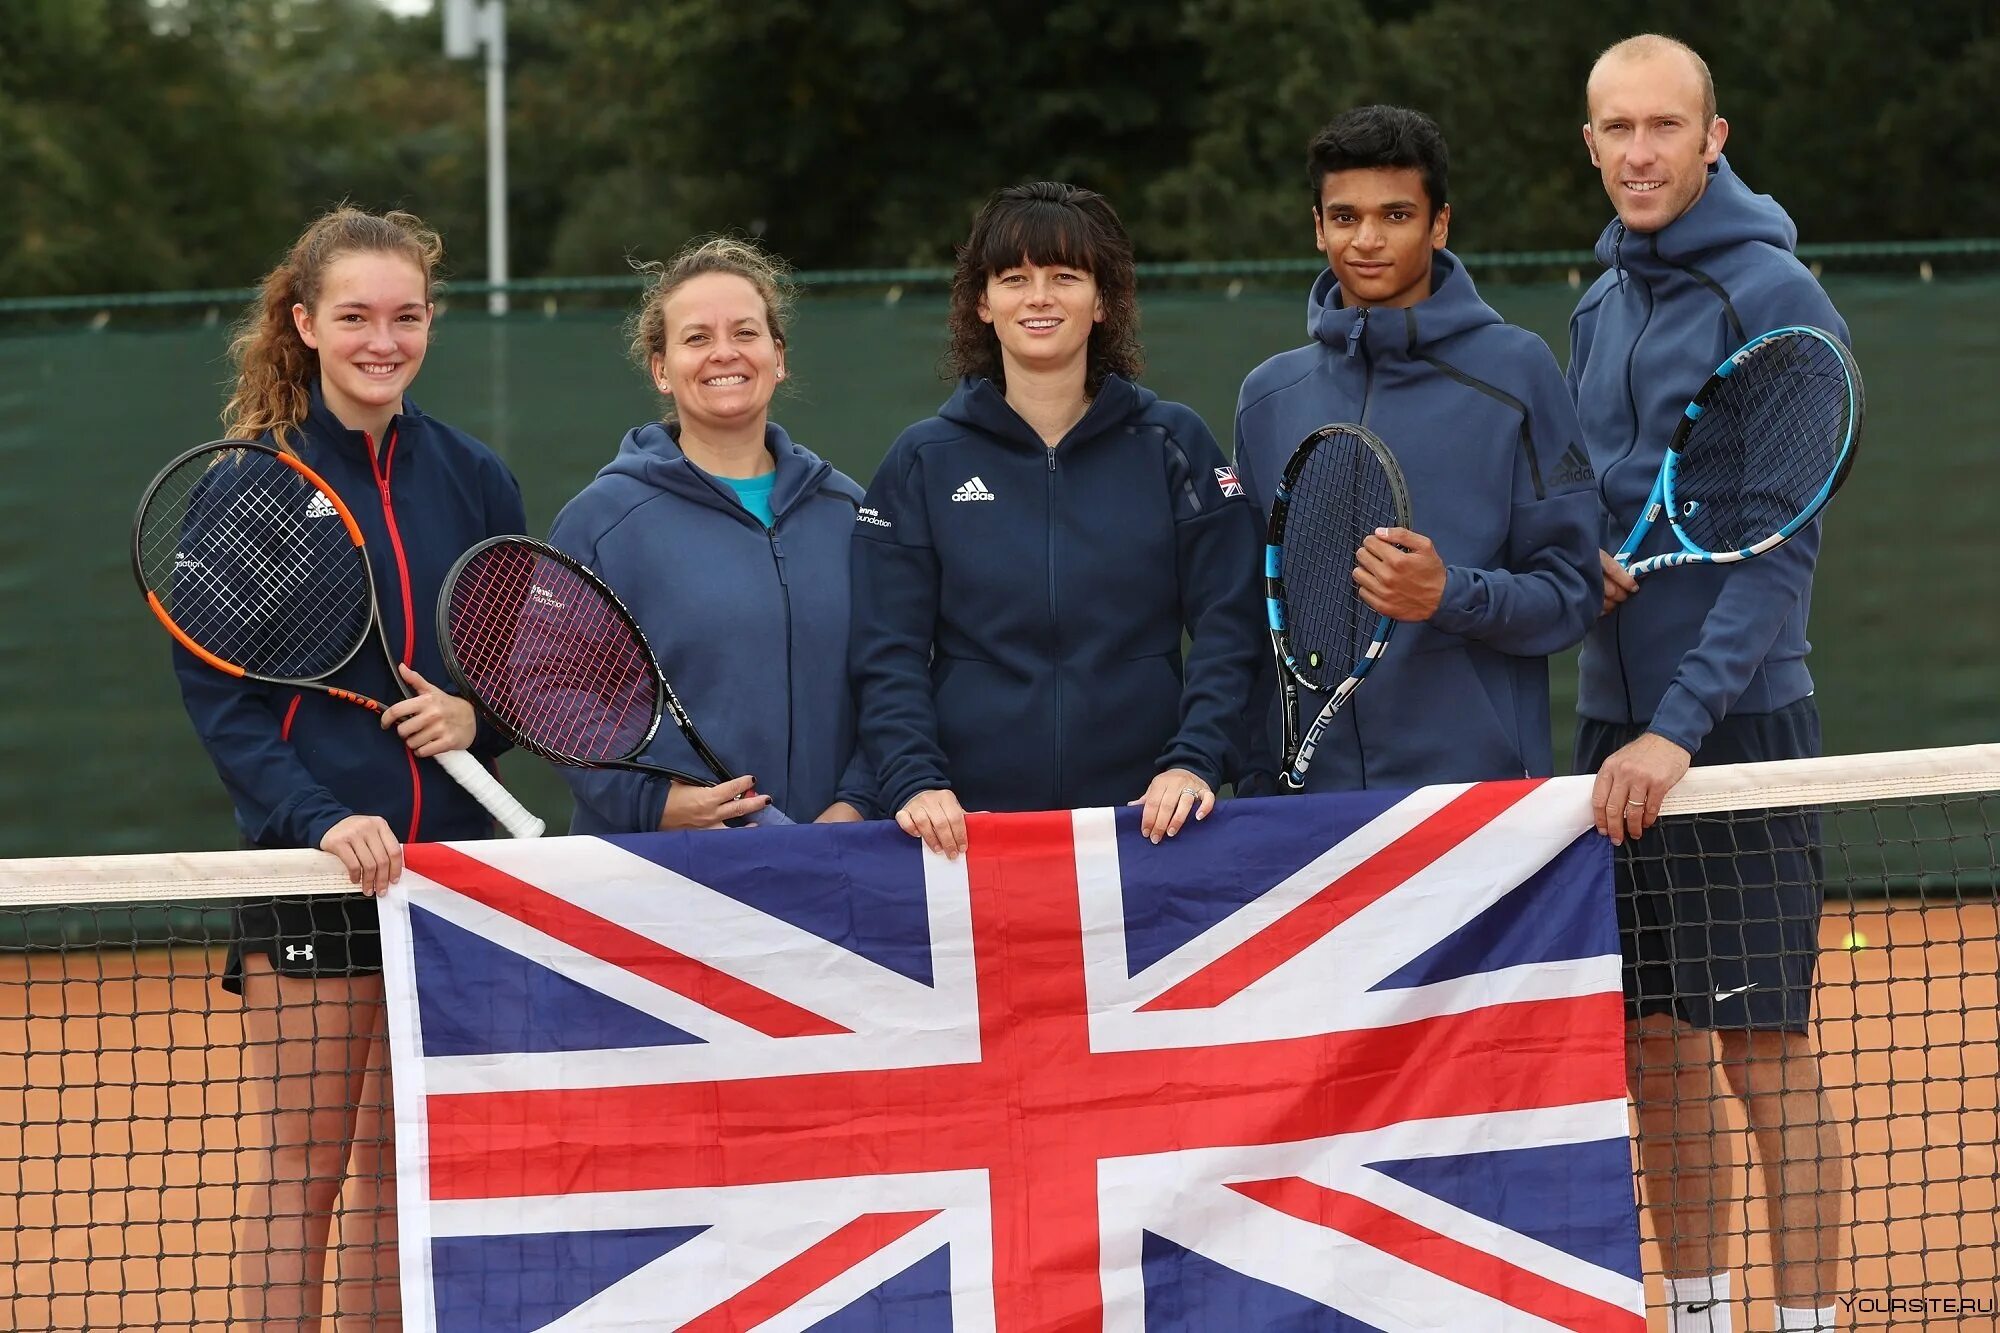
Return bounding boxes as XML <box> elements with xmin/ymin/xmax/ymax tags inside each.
<box><xmin>442</xmin><ymin>540</ymin><xmax>658</xmax><ymax>765</ymax></box>
<box><xmin>1</xmin><ymin>748</ymin><xmax>1996</xmax><ymax>1330</ymax></box>
<box><xmin>135</xmin><ymin>446</ymin><xmax>372</xmax><ymax>682</ymax></box>
<box><xmin>1673</xmin><ymin>331</ymin><xmax>1859</xmax><ymax>553</ymax></box>
<box><xmin>1273</xmin><ymin>426</ymin><xmax>1407</xmax><ymax>689</ymax></box>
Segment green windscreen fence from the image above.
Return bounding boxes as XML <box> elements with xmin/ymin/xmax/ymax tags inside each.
<box><xmin>1</xmin><ymin>273</ymin><xmax>1994</xmax><ymax>859</ymax></box>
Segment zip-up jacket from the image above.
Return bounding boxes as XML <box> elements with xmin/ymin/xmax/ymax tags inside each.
<box><xmin>173</xmin><ymin>389</ymin><xmax>527</xmax><ymax>849</ymax></box>
<box><xmin>547</xmin><ymin>421</ymin><xmax>876</xmax><ymax>831</ymax></box>
<box><xmin>1234</xmin><ymin>250</ymin><xmax>1598</xmax><ymax>791</ymax></box>
<box><xmin>1569</xmin><ymin>156</ymin><xmax>1849</xmax><ymax>752</ymax></box>
<box><xmin>851</xmin><ymin>375</ymin><xmax>1265</xmax><ymax>817</ymax></box>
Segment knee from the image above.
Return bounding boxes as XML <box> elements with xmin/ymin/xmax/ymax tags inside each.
<box><xmin>1716</xmin><ymin>1028</ymin><xmax>1827</xmax><ymax>1112</ymax></box>
<box><xmin>1625</xmin><ymin>1018</ymin><xmax>1714</xmax><ymax>1101</ymax></box>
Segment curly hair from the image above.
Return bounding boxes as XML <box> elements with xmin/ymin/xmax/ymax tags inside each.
<box><xmin>945</xmin><ymin>182</ymin><xmax>1142</xmax><ymax>396</ymax></box>
<box><xmin>626</xmin><ymin>236</ymin><xmax>794</xmax><ymax>417</ymax></box>
<box><xmin>223</xmin><ymin>207</ymin><xmax>443</xmax><ymax>452</ymax></box>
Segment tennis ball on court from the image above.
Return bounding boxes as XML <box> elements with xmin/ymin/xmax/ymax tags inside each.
<box><xmin>1840</xmin><ymin>930</ymin><xmax>1869</xmax><ymax>950</ymax></box>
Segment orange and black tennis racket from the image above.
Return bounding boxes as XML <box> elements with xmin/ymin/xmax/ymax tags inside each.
<box><xmin>133</xmin><ymin>441</ymin><xmax>544</xmax><ymax>837</ymax></box>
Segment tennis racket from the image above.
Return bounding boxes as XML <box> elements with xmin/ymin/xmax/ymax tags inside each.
<box><xmin>133</xmin><ymin>441</ymin><xmax>546</xmax><ymax>838</ymax></box>
<box><xmin>1266</xmin><ymin>423</ymin><xmax>1413</xmax><ymax>791</ymax></box>
<box><xmin>1616</xmin><ymin>325</ymin><xmax>1863</xmax><ymax>579</ymax></box>
<box><xmin>437</xmin><ymin>535</ymin><xmax>792</xmax><ymax>827</ymax></box>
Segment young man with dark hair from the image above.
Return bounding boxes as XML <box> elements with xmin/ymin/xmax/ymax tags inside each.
<box><xmin>1568</xmin><ymin>35</ymin><xmax>1851</xmax><ymax>1333</ymax></box>
<box><xmin>1232</xmin><ymin>104</ymin><xmax>1597</xmax><ymax>792</ymax></box>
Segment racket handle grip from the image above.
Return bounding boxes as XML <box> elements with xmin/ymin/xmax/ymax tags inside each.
<box><xmin>433</xmin><ymin>749</ymin><xmax>546</xmax><ymax>839</ymax></box>
<box><xmin>743</xmin><ymin>803</ymin><xmax>793</xmax><ymax>827</ymax></box>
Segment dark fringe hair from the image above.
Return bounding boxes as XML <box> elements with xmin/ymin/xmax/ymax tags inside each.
<box><xmin>945</xmin><ymin>182</ymin><xmax>1142</xmax><ymax>396</ymax></box>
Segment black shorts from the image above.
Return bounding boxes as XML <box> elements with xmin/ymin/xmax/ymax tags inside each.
<box><xmin>221</xmin><ymin>893</ymin><xmax>383</xmax><ymax>994</ymax></box>
<box><xmin>1575</xmin><ymin>697</ymin><xmax>1824</xmax><ymax>1032</ymax></box>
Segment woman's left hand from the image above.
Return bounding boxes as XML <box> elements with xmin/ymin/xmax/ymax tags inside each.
<box><xmin>1130</xmin><ymin>768</ymin><xmax>1215</xmax><ymax>844</ymax></box>
<box><xmin>383</xmin><ymin>663</ymin><xmax>480</xmax><ymax>757</ymax></box>
<box><xmin>815</xmin><ymin>801</ymin><xmax>865</xmax><ymax>823</ymax></box>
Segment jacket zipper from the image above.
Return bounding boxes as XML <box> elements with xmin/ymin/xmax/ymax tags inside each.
<box><xmin>1347</xmin><ymin>308</ymin><xmax>1373</xmax><ymax>787</ymax></box>
<box><xmin>1046</xmin><ymin>446</ymin><xmax>1063</xmax><ymax>804</ymax></box>
<box><xmin>366</xmin><ymin>428</ymin><xmax>423</xmax><ymax>840</ymax></box>
<box><xmin>1612</xmin><ymin>251</ymin><xmax>1656</xmax><ymax>727</ymax></box>
<box><xmin>767</xmin><ymin>527</ymin><xmax>795</xmax><ymax>809</ymax></box>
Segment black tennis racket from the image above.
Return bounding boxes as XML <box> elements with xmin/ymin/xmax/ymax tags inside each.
<box><xmin>1265</xmin><ymin>424</ymin><xmax>1413</xmax><ymax>791</ymax></box>
<box><xmin>437</xmin><ymin>535</ymin><xmax>791</xmax><ymax>827</ymax></box>
<box><xmin>133</xmin><ymin>441</ymin><xmax>545</xmax><ymax>837</ymax></box>
<box><xmin>1616</xmin><ymin>325</ymin><xmax>1862</xmax><ymax>579</ymax></box>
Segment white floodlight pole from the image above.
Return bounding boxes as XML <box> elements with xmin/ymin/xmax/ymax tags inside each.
<box><xmin>443</xmin><ymin>0</ymin><xmax>509</xmax><ymax>315</ymax></box>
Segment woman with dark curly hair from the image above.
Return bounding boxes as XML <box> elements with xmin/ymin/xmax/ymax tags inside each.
<box><xmin>851</xmin><ymin>181</ymin><xmax>1264</xmax><ymax>855</ymax></box>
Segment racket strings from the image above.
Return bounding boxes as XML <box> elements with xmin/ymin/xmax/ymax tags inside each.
<box><xmin>137</xmin><ymin>450</ymin><xmax>371</xmax><ymax>679</ymax></box>
<box><xmin>445</xmin><ymin>545</ymin><xmax>657</xmax><ymax>764</ymax></box>
<box><xmin>1676</xmin><ymin>336</ymin><xmax>1853</xmax><ymax>552</ymax></box>
<box><xmin>1280</xmin><ymin>432</ymin><xmax>1399</xmax><ymax>688</ymax></box>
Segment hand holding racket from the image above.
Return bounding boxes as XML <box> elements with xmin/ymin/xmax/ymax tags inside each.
<box><xmin>1615</xmin><ymin>325</ymin><xmax>1862</xmax><ymax>580</ymax></box>
<box><xmin>133</xmin><ymin>441</ymin><xmax>546</xmax><ymax>838</ymax></box>
<box><xmin>1266</xmin><ymin>423</ymin><xmax>1413</xmax><ymax>791</ymax></box>
<box><xmin>437</xmin><ymin>536</ymin><xmax>792</xmax><ymax>828</ymax></box>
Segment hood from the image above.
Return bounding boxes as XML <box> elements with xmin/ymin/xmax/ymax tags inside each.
<box><xmin>1592</xmin><ymin>154</ymin><xmax>1799</xmax><ymax>273</ymax></box>
<box><xmin>599</xmin><ymin>419</ymin><xmax>833</xmax><ymax>521</ymax></box>
<box><xmin>937</xmin><ymin>373</ymin><xmax>1151</xmax><ymax>452</ymax></box>
<box><xmin>1306</xmin><ymin>248</ymin><xmax>1504</xmax><ymax>359</ymax></box>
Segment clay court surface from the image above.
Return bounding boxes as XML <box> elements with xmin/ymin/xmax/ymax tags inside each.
<box><xmin>1</xmin><ymin>903</ymin><xmax>1995</xmax><ymax>1332</ymax></box>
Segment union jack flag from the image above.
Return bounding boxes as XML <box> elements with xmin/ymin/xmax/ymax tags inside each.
<box><xmin>381</xmin><ymin>779</ymin><xmax>1644</xmax><ymax>1331</ymax></box>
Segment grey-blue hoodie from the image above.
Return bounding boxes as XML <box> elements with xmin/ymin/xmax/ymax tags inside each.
<box><xmin>547</xmin><ymin>421</ymin><xmax>876</xmax><ymax>831</ymax></box>
<box><xmin>1234</xmin><ymin>250</ymin><xmax>1599</xmax><ymax>791</ymax></box>
<box><xmin>1568</xmin><ymin>156</ymin><xmax>1848</xmax><ymax>752</ymax></box>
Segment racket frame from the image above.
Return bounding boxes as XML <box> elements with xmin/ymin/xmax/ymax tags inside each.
<box><xmin>133</xmin><ymin>440</ymin><xmax>545</xmax><ymax>838</ymax></box>
<box><xmin>438</xmin><ymin>536</ymin><xmax>792</xmax><ymax>825</ymax></box>
<box><xmin>1265</xmin><ymin>423</ymin><xmax>1413</xmax><ymax>791</ymax></box>
<box><xmin>1615</xmin><ymin>326</ymin><xmax>1863</xmax><ymax>579</ymax></box>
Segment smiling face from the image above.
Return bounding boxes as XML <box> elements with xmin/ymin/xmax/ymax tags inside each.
<box><xmin>291</xmin><ymin>250</ymin><xmax>431</xmax><ymax>433</ymax></box>
<box><xmin>1313</xmin><ymin>166</ymin><xmax>1449</xmax><ymax>309</ymax></box>
<box><xmin>651</xmin><ymin>271</ymin><xmax>786</xmax><ymax>433</ymax></box>
<box><xmin>977</xmin><ymin>259</ymin><xmax>1104</xmax><ymax>382</ymax></box>
<box><xmin>1584</xmin><ymin>49</ymin><xmax>1727</xmax><ymax>233</ymax></box>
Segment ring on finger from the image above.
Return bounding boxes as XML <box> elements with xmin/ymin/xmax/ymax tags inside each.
<box><xmin>1625</xmin><ymin>798</ymin><xmax>1647</xmax><ymax>807</ymax></box>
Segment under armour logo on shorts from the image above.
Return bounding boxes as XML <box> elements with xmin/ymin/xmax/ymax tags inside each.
<box><xmin>285</xmin><ymin>944</ymin><xmax>315</xmax><ymax>962</ymax></box>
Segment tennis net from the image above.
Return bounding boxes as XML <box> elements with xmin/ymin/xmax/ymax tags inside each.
<box><xmin>1</xmin><ymin>746</ymin><xmax>1995</xmax><ymax>1330</ymax></box>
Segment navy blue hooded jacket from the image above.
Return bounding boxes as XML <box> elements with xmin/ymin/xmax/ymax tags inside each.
<box><xmin>1569</xmin><ymin>156</ymin><xmax>1848</xmax><ymax>753</ymax></box>
<box><xmin>547</xmin><ymin>421</ymin><xmax>876</xmax><ymax>831</ymax></box>
<box><xmin>1234</xmin><ymin>251</ymin><xmax>1599</xmax><ymax>790</ymax></box>
<box><xmin>851</xmin><ymin>375</ymin><xmax>1265</xmax><ymax>816</ymax></box>
<box><xmin>174</xmin><ymin>390</ymin><xmax>527</xmax><ymax>848</ymax></box>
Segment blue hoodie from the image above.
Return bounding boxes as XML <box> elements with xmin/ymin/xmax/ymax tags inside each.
<box><xmin>1233</xmin><ymin>251</ymin><xmax>1599</xmax><ymax>791</ymax></box>
<box><xmin>1569</xmin><ymin>157</ymin><xmax>1849</xmax><ymax>752</ymax></box>
<box><xmin>174</xmin><ymin>389</ymin><xmax>527</xmax><ymax>848</ymax></box>
<box><xmin>851</xmin><ymin>375</ymin><xmax>1265</xmax><ymax>816</ymax></box>
<box><xmin>547</xmin><ymin>421</ymin><xmax>875</xmax><ymax>831</ymax></box>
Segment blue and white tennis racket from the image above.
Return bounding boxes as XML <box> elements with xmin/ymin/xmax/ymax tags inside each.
<box><xmin>1266</xmin><ymin>424</ymin><xmax>1412</xmax><ymax>791</ymax></box>
<box><xmin>1617</xmin><ymin>325</ymin><xmax>1863</xmax><ymax>579</ymax></box>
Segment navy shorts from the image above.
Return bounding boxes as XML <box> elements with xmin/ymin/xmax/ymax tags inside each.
<box><xmin>1574</xmin><ymin>697</ymin><xmax>1824</xmax><ymax>1032</ymax></box>
<box><xmin>221</xmin><ymin>894</ymin><xmax>383</xmax><ymax>995</ymax></box>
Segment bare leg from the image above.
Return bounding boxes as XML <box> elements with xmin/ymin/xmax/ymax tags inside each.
<box><xmin>234</xmin><ymin>958</ymin><xmax>380</xmax><ymax>1332</ymax></box>
<box><xmin>1717</xmin><ymin>1028</ymin><xmax>1846</xmax><ymax>1308</ymax></box>
<box><xmin>331</xmin><ymin>1000</ymin><xmax>400</xmax><ymax>1330</ymax></box>
<box><xmin>1628</xmin><ymin>1013</ymin><xmax>1738</xmax><ymax>1280</ymax></box>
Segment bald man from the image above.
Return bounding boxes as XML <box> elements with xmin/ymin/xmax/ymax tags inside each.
<box><xmin>1566</xmin><ymin>34</ymin><xmax>1850</xmax><ymax>1333</ymax></box>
